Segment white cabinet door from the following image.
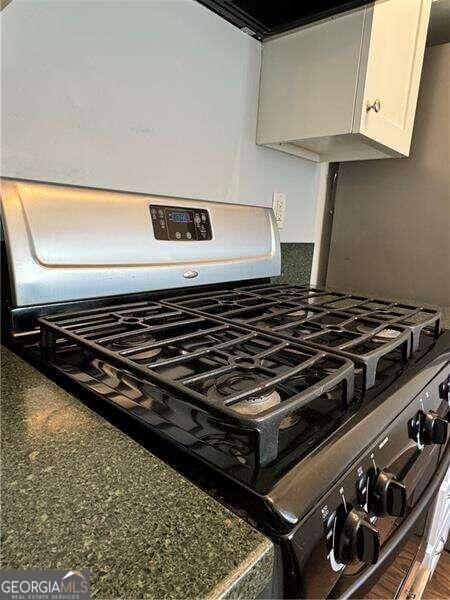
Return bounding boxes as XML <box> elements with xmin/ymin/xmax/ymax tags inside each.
<box><xmin>358</xmin><ymin>0</ymin><xmax>431</xmax><ymax>155</ymax></box>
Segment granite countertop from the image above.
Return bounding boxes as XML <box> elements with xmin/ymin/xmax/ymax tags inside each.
<box><xmin>1</xmin><ymin>346</ymin><xmax>273</xmax><ymax>599</ymax></box>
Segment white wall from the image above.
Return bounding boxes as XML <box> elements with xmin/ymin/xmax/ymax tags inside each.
<box><xmin>1</xmin><ymin>0</ymin><xmax>319</xmax><ymax>243</ymax></box>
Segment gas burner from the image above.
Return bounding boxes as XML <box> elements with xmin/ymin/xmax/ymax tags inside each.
<box><xmin>289</xmin><ymin>309</ymin><xmax>307</xmax><ymax>318</ymax></box>
<box><xmin>205</xmin><ymin>372</ymin><xmax>281</xmax><ymax>414</ymax></box>
<box><xmin>206</xmin><ymin>372</ymin><xmax>260</xmax><ymax>401</ymax></box>
<box><xmin>267</xmin><ymin>306</ymin><xmax>307</xmax><ymax>319</ymax></box>
<box><xmin>374</xmin><ymin>328</ymin><xmax>402</xmax><ymax>340</ymax></box>
<box><xmin>356</xmin><ymin>324</ymin><xmax>401</xmax><ymax>340</ymax></box>
<box><xmin>233</xmin><ymin>390</ymin><xmax>282</xmax><ymax>415</ymax></box>
<box><xmin>111</xmin><ymin>332</ymin><xmax>161</xmax><ymax>360</ymax></box>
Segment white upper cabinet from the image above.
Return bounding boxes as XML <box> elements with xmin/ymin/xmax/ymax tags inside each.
<box><xmin>257</xmin><ymin>0</ymin><xmax>432</xmax><ymax>162</ymax></box>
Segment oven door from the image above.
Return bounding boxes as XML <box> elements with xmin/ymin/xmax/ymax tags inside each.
<box><xmin>329</xmin><ymin>447</ymin><xmax>449</xmax><ymax>599</ymax></box>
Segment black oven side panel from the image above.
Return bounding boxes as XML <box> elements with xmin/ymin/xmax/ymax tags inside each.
<box><xmin>287</xmin><ymin>365</ymin><xmax>449</xmax><ymax>599</ymax></box>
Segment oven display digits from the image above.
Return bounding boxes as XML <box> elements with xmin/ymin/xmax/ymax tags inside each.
<box><xmin>150</xmin><ymin>204</ymin><xmax>212</xmax><ymax>241</ymax></box>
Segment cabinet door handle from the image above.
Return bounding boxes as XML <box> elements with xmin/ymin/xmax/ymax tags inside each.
<box><xmin>366</xmin><ymin>99</ymin><xmax>381</xmax><ymax>113</ymax></box>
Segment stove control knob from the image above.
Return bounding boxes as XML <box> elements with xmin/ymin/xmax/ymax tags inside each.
<box><xmin>333</xmin><ymin>505</ymin><xmax>380</xmax><ymax>565</ymax></box>
<box><xmin>408</xmin><ymin>410</ymin><xmax>448</xmax><ymax>447</ymax></box>
<box><xmin>368</xmin><ymin>468</ymin><xmax>406</xmax><ymax>517</ymax></box>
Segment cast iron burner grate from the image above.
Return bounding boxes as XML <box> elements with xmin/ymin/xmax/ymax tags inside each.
<box><xmin>241</xmin><ymin>284</ymin><xmax>442</xmax><ymax>352</ymax></box>
<box><xmin>161</xmin><ymin>285</ymin><xmax>441</xmax><ymax>389</ymax></box>
<box><xmin>38</xmin><ymin>300</ymin><xmax>354</xmax><ymax>467</ymax></box>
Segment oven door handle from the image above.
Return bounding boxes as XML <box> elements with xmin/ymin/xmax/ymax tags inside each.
<box><xmin>340</xmin><ymin>447</ymin><xmax>449</xmax><ymax>600</ymax></box>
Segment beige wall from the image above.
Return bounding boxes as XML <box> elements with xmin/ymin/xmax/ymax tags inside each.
<box><xmin>327</xmin><ymin>43</ymin><xmax>450</xmax><ymax>306</ymax></box>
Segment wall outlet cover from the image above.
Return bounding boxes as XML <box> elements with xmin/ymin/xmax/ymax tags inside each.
<box><xmin>273</xmin><ymin>192</ymin><xmax>286</xmax><ymax>230</ymax></box>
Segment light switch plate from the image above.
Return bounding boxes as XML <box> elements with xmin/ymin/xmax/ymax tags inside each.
<box><xmin>272</xmin><ymin>192</ymin><xmax>286</xmax><ymax>230</ymax></box>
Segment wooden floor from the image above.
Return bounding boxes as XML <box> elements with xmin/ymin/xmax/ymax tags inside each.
<box><xmin>365</xmin><ymin>540</ymin><xmax>418</xmax><ymax>599</ymax></box>
<box><xmin>423</xmin><ymin>550</ymin><xmax>450</xmax><ymax>599</ymax></box>
<box><xmin>363</xmin><ymin>542</ymin><xmax>449</xmax><ymax>599</ymax></box>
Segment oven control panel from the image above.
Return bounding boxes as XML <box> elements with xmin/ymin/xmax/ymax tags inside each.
<box><xmin>291</xmin><ymin>362</ymin><xmax>449</xmax><ymax>598</ymax></box>
<box><xmin>150</xmin><ymin>205</ymin><xmax>212</xmax><ymax>241</ymax></box>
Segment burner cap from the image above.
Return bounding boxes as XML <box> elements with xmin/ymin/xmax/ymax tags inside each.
<box><xmin>290</xmin><ymin>309</ymin><xmax>307</xmax><ymax>318</ymax></box>
<box><xmin>111</xmin><ymin>333</ymin><xmax>161</xmax><ymax>360</ymax></box>
<box><xmin>208</xmin><ymin>372</ymin><xmax>259</xmax><ymax>400</ymax></box>
<box><xmin>374</xmin><ymin>327</ymin><xmax>402</xmax><ymax>340</ymax></box>
<box><xmin>232</xmin><ymin>389</ymin><xmax>281</xmax><ymax>415</ymax></box>
<box><xmin>356</xmin><ymin>324</ymin><xmax>401</xmax><ymax>340</ymax></box>
<box><xmin>206</xmin><ymin>372</ymin><xmax>281</xmax><ymax>414</ymax></box>
<box><xmin>268</xmin><ymin>306</ymin><xmax>306</xmax><ymax>319</ymax></box>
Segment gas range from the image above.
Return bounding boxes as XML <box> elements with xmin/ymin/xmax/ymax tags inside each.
<box><xmin>2</xmin><ymin>179</ymin><xmax>449</xmax><ymax>599</ymax></box>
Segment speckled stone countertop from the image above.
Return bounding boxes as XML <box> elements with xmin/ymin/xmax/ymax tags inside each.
<box><xmin>1</xmin><ymin>346</ymin><xmax>273</xmax><ymax>599</ymax></box>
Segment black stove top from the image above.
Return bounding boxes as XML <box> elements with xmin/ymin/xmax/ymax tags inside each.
<box><xmin>38</xmin><ymin>298</ymin><xmax>354</xmax><ymax>470</ymax></box>
<box><xmin>27</xmin><ymin>283</ymin><xmax>444</xmax><ymax>498</ymax></box>
<box><xmin>7</xmin><ymin>278</ymin><xmax>448</xmax><ymax>587</ymax></box>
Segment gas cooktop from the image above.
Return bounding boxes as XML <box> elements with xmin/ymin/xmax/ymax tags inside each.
<box><xmin>31</xmin><ymin>283</ymin><xmax>444</xmax><ymax>492</ymax></box>
<box><xmin>37</xmin><ymin>296</ymin><xmax>353</xmax><ymax>472</ymax></box>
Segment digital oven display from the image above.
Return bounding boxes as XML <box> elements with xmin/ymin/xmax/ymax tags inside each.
<box><xmin>170</xmin><ymin>211</ymin><xmax>191</xmax><ymax>223</ymax></box>
<box><xmin>150</xmin><ymin>204</ymin><xmax>212</xmax><ymax>241</ymax></box>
